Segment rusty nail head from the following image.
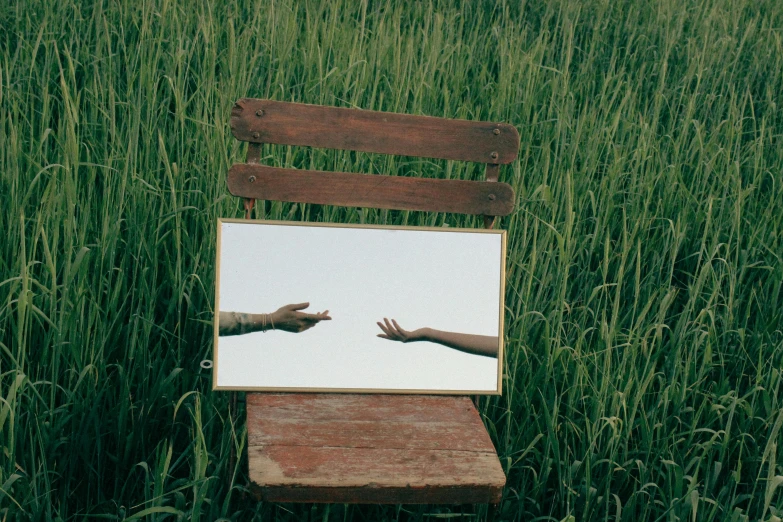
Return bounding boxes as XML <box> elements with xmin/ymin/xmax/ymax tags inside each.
<box><xmin>256</xmin><ymin>109</ymin><xmax>264</xmax><ymax>117</ymax></box>
<box><xmin>488</xmin><ymin>194</ymin><xmax>496</xmax><ymax>201</ymax></box>
<box><xmin>252</xmin><ymin>132</ymin><xmax>260</xmax><ymax>139</ymax></box>
<box><xmin>490</xmin><ymin>151</ymin><xmax>499</xmax><ymax>160</ymax></box>
<box><xmin>249</xmin><ymin>176</ymin><xmax>256</xmax><ymax>183</ymax></box>
<box><xmin>493</xmin><ymin>128</ymin><xmax>501</xmax><ymax>135</ymax></box>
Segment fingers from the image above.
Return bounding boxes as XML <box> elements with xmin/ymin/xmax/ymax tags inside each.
<box><xmin>283</xmin><ymin>302</ymin><xmax>310</xmax><ymax>311</ymax></box>
<box><xmin>384</xmin><ymin>318</ymin><xmax>399</xmax><ymax>336</ymax></box>
<box><xmin>282</xmin><ymin>304</ymin><xmax>333</xmax><ymax>321</ymax></box>
<box><xmin>378</xmin><ymin>318</ymin><xmax>406</xmax><ymax>341</ymax></box>
<box><xmin>298</xmin><ymin>311</ymin><xmax>331</xmax><ymax>330</ymax></box>
<box><xmin>391</xmin><ymin>319</ymin><xmax>407</xmax><ymax>335</ymax></box>
<box><xmin>298</xmin><ymin>313</ymin><xmax>319</xmax><ymax>321</ymax></box>
<box><xmin>271</xmin><ymin>309</ymin><xmax>417</xmax><ymax>341</ymax></box>
<box><xmin>298</xmin><ymin>311</ymin><xmax>331</xmax><ymax>322</ymax></box>
<box><xmin>377</xmin><ymin>320</ymin><xmax>393</xmax><ymax>337</ymax></box>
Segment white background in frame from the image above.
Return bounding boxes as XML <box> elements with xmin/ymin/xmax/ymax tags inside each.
<box><xmin>216</xmin><ymin>221</ymin><xmax>503</xmax><ymax>392</ymax></box>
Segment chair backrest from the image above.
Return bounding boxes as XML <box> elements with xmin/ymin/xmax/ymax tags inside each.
<box><xmin>227</xmin><ymin>99</ymin><xmax>519</xmax><ymax>222</ymax></box>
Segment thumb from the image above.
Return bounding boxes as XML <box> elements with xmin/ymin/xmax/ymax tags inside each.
<box><xmin>283</xmin><ymin>302</ymin><xmax>310</xmax><ymax>311</ymax></box>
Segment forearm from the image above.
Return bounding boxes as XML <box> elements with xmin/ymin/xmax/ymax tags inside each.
<box><xmin>218</xmin><ymin>311</ymin><xmax>273</xmax><ymax>336</ymax></box>
<box><xmin>418</xmin><ymin>328</ymin><xmax>499</xmax><ymax>357</ymax></box>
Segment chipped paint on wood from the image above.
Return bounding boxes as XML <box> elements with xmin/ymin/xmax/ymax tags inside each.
<box><xmin>247</xmin><ymin>393</ymin><xmax>506</xmax><ymax>504</ymax></box>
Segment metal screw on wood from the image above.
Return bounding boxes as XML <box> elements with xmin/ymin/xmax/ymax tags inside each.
<box><xmin>252</xmin><ymin>132</ymin><xmax>260</xmax><ymax>139</ymax></box>
<box><xmin>493</xmin><ymin>128</ymin><xmax>501</xmax><ymax>135</ymax></box>
<box><xmin>249</xmin><ymin>176</ymin><xmax>256</xmax><ymax>183</ymax></box>
<box><xmin>490</xmin><ymin>151</ymin><xmax>498</xmax><ymax>160</ymax></box>
<box><xmin>256</xmin><ymin>109</ymin><xmax>265</xmax><ymax>117</ymax></box>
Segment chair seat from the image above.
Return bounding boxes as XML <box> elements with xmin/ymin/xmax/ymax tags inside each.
<box><xmin>246</xmin><ymin>393</ymin><xmax>506</xmax><ymax>504</ymax></box>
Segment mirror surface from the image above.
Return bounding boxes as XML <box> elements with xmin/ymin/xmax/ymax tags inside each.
<box><xmin>214</xmin><ymin>220</ymin><xmax>504</xmax><ymax>393</ymax></box>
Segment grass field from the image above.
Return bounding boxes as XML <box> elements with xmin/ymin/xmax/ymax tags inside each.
<box><xmin>2</xmin><ymin>0</ymin><xmax>783</xmax><ymax>520</ymax></box>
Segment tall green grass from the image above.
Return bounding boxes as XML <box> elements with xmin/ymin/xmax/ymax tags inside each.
<box><xmin>1</xmin><ymin>0</ymin><xmax>782</xmax><ymax>520</ymax></box>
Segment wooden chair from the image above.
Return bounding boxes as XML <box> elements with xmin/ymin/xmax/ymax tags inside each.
<box><xmin>225</xmin><ymin>98</ymin><xmax>519</xmax><ymax>506</ymax></box>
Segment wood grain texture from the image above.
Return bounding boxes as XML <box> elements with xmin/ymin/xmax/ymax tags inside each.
<box><xmin>231</xmin><ymin>99</ymin><xmax>519</xmax><ymax>164</ymax></box>
<box><xmin>234</xmin><ymin>101</ymin><xmax>513</xmax><ymax>505</ymax></box>
<box><xmin>246</xmin><ymin>393</ymin><xmax>506</xmax><ymax>504</ymax></box>
<box><xmin>483</xmin><ymin>163</ymin><xmax>501</xmax><ymax>229</ymax></box>
<box><xmin>227</xmin><ymin>164</ymin><xmax>515</xmax><ymax>216</ymax></box>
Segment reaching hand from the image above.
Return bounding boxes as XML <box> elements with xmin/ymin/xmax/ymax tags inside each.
<box><xmin>375</xmin><ymin>317</ymin><xmax>499</xmax><ymax>357</ymax></box>
<box><xmin>376</xmin><ymin>318</ymin><xmax>424</xmax><ymax>343</ymax></box>
<box><xmin>271</xmin><ymin>302</ymin><xmax>331</xmax><ymax>333</ymax></box>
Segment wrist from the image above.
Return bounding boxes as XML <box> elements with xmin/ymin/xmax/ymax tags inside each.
<box><xmin>412</xmin><ymin>328</ymin><xmax>431</xmax><ymax>342</ymax></box>
<box><xmin>251</xmin><ymin>313</ymin><xmax>276</xmax><ymax>332</ymax></box>
<box><xmin>268</xmin><ymin>311</ymin><xmax>280</xmax><ymax>330</ymax></box>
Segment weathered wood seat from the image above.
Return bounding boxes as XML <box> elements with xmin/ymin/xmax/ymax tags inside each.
<box><xmin>246</xmin><ymin>394</ymin><xmax>506</xmax><ymax>504</ymax></box>
<box><xmin>226</xmin><ymin>98</ymin><xmax>519</xmax><ymax>505</ymax></box>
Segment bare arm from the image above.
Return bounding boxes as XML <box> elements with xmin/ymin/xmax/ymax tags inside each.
<box><xmin>376</xmin><ymin>318</ymin><xmax>498</xmax><ymax>358</ymax></box>
<box><xmin>418</xmin><ymin>328</ymin><xmax>499</xmax><ymax>357</ymax></box>
<box><xmin>219</xmin><ymin>303</ymin><xmax>331</xmax><ymax>336</ymax></box>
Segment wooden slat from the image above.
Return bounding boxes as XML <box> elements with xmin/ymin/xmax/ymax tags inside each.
<box><xmin>247</xmin><ymin>393</ymin><xmax>506</xmax><ymax>504</ymax></box>
<box><xmin>247</xmin><ymin>394</ymin><xmax>492</xmax><ymax>450</ymax></box>
<box><xmin>248</xmin><ymin>393</ymin><xmax>483</xmax><ymax>423</ymax></box>
<box><xmin>227</xmin><ymin>164</ymin><xmax>515</xmax><ymax>216</ymax></box>
<box><xmin>249</xmin><ymin>447</ymin><xmax>504</xmax><ymax>504</ymax></box>
<box><xmin>483</xmin><ymin>163</ymin><xmax>501</xmax><ymax>229</ymax></box>
<box><xmin>248</xmin><ymin>420</ymin><xmax>493</xmax><ymax>450</ymax></box>
<box><xmin>231</xmin><ymin>99</ymin><xmax>519</xmax><ymax>164</ymax></box>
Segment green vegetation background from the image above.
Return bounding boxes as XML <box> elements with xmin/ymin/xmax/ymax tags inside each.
<box><xmin>1</xmin><ymin>0</ymin><xmax>782</xmax><ymax>520</ymax></box>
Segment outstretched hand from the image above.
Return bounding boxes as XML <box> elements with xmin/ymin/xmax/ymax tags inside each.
<box><xmin>375</xmin><ymin>318</ymin><xmax>499</xmax><ymax>357</ymax></box>
<box><xmin>272</xmin><ymin>303</ymin><xmax>331</xmax><ymax>333</ymax></box>
<box><xmin>376</xmin><ymin>318</ymin><xmax>424</xmax><ymax>343</ymax></box>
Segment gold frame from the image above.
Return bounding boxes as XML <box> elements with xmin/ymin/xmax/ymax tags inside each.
<box><xmin>213</xmin><ymin>217</ymin><xmax>506</xmax><ymax>395</ymax></box>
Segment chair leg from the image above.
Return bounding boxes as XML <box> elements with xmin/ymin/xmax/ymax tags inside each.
<box><xmin>486</xmin><ymin>503</ymin><xmax>499</xmax><ymax>522</ymax></box>
<box><xmin>228</xmin><ymin>391</ymin><xmax>237</xmax><ymax>476</ymax></box>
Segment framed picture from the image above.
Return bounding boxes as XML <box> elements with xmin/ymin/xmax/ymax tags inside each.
<box><xmin>213</xmin><ymin>219</ymin><xmax>506</xmax><ymax>394</ymax></box>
